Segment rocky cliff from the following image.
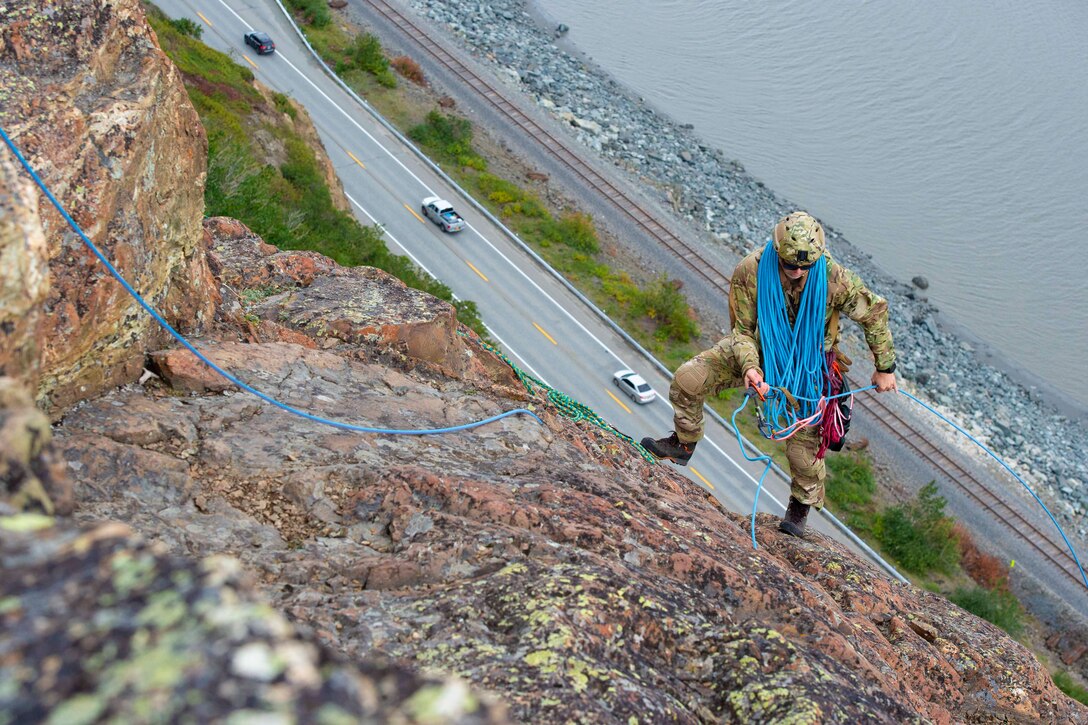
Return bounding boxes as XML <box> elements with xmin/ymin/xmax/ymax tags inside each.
<box><xmin>1</xmin><ymin>0</ymin><xmax>1086</xmax><ymax>723</ymax></box>
<box><xmin>0</xmin><ymin>0</ymin><xmax>216</xmax><ymax>414</ymax></box>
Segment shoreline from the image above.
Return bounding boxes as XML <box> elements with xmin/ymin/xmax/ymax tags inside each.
<box><xmin>402</xmin><ymin>0</ymin><xmax>1087</xmax><ymax>532</ymax></box>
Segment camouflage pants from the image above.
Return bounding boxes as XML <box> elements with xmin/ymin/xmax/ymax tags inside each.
<box><xmin>670</xmin><ymin>336</ymin><xmax>827</xmax><ymax>508</ymax></box>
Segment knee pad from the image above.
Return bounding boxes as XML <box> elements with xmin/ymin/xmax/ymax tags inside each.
<box><xmin>674</xmin><ymin>360</ymin><xmax>709</xmax><ymax>397</ymax></box>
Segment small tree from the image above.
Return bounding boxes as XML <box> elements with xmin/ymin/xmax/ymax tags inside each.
<box><xmin>875</xmin><ymin>481</ymin><xmax>960</xmax><ymax>575</ymax></box>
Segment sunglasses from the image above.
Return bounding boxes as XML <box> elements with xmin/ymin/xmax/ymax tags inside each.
<box><xmin>780</xmin><ymin>260</ymin><xmax>815</xmax><ymax>271</ymax></box>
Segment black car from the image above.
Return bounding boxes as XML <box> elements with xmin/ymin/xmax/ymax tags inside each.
<box><xmin>244</xmin><ymin>31</ymin><xmax>275</xmax><ymax>55</ymax></box>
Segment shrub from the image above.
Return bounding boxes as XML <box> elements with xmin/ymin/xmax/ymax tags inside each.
<box><xmin>272</xmin><ymin>92</ymin><xmax>297</xmax><ymax>120</ymax></box>
<box><xmin>391</xmin><ymin>55</ymin><xmax>426</xmax><ymax>85</ymax></box>
<box><xmin>349</xmin><ymin>33</ymin><xmax>396</xmax><ymax>87</ymax></box>
<box><xmin>874</xmin><ymin>481</ymin><xmax>959</xmax><ymax>575</ymax></box>
<box><xmin>409</xmin><ymin>111</ymin><xmax>487</xmax><ymax>170</ymax></box>
<box><xmin>953</xmin><ymin>522</ymin><xmax>1009</xmax><ymax>589</ymax></box>
<box><xmin>539</xmin><ymin>212</ymin><xmax>599</xmax><ymax>253</ymax></box>
<box><xmin>285</xmin><ymin>0</ymin><xmax>330</xmax><ymax>28</ymax></box>
<box><xmin>825</xmin><ymin>451</ymin><xmax>876</xmax><ymax>510</ymax></box>
<box><xmin>949</xmin><ymin>586</ymin><xmax>1023</xmax><ymax>636</ymax></box>
<box><xmin>168</xmin><ymin>17</ymin><xmax>203</xmax><ymax>38</ymax></box>
<box><xmin>631</xmin><ymin>276</ymin><xmax>699</xmax><ymax>344</ymax></box>
<box><xmin>1053</xmin><ymin>671</ymin><xmax>1088</xmax><ymax>706</ymax></box>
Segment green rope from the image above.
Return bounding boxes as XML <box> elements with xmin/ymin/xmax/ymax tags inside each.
<box><xmin>467</xmin><ymin>334</ymin><xmax>657</xmax><ymax>464</ymax></box>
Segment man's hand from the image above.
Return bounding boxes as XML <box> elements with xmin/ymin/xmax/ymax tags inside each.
<box><xmin>744</xmin><ymin>368</ymin><xmax>770</xmax><ymax>397</ymax></box>
<box><xmin>872</xmin><ymin>370</ymin><xmax>898</xmax><ymax>392</ymax></box>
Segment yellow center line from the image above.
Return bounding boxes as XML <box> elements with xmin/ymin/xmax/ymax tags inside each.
<box><xmin>196</xmin><ymin>11</ymin><xmax>213</xmax><ymax>26</ymax></box>
<box><xmin>606</xmin><ymin>390</ymin><xmax>632</xmax><ymax>415</ymax></box>
<box><xmin>405</xmin><ymin>204</ymin><xmax>425</xmax><ymax>223</ymax></box>
<box><xmin>242</xmin><ymin>54</ymin><xmax>258</xmax><ymax>70</ymax></box>
<box><xmin>346</xmin><ymin>150</ymin><xmax>366</xmax><ymax>169</ymax></box>
<box><xmin>690</xmin><ymin>466</ymin><xmax>715</xmax><ymax>490</ymax></box>
<box><xmin>532</xmin><ymin>322</ymin><xmax>557</xmax><ymax>345</ymax></box>
<box><xmin>465</xmin><ymin>260</ymin><xmax>489</xmax><ymax>282</ymax></box>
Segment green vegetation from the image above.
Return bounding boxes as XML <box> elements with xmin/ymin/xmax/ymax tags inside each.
<box><xmin>145</xmin><ymin>4</ymin><xmax>483</xmax><ymax>335</ymax></box>
<box><xmin>1053</xmin><ymin>671</ymin><xmax>1088</xmax><ymax>706</ymax></box>
<box><xmin>409</xmin><ymin>112</ymin><xmax>487</xmax><ymax>170</ymax></box>
<box><xmin>272</xmin><ymin>92</ymin><xmax>297</xmax><ymax>119</ymax></box>
<box><xmin>283</xmin><ymin>0</ymin><xmax>330</xmax><ymax>28</ymax></box>
<box><xmin>343</xmin><ymin>34</ymin><xmax>396</xmax><ymax>88</ymax></box>
<box><xmin>167</xmin><ymin>16</ymin><xmax>202</xmax><ymax>38</ymax></box>
<box><xmin>874</xmin><ymin>481</ymin><xmax>959</xmax><ymax>575</ymax></box>
<box><xmin>824</xmin><ymin>451</ymin><xmax>879</xmax><ymax>531</ymax></box>
<box><xmin>949</xmin><ymin>586</ymin><xmax>1024</xmax><ymax>636</ymax></box>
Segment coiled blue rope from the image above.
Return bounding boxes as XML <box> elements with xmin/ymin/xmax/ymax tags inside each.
<box><xmin>0</xmin><ymin>125</ymin><xmax>542</xmax><ymax>435</ymax></box>
<box><xmin>756</xmin><ymin>243</ymin><xmax>829</xmax><ymax>430</ymax></box>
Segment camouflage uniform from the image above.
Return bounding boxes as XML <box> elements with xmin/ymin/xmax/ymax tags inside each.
<box><xmin>670</xmin><ymin>246</ymin><xmax>896</xmax><ymax>508</ymax></box>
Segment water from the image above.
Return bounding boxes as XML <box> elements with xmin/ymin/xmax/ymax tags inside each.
<box><xmin>534</xmin><ymin>0</ymin><xmax>1088</xmax><ymax>407</ymax></box>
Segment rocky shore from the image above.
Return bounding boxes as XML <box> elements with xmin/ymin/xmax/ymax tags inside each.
<box><xmin>410</xmin><ymin>0</ymin><xmax>1088</xmax><ymax>537</ymax></box>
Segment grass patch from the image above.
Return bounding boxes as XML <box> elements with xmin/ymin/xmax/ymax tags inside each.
<box><xmin>409</xmin><ymin>111</ymin><xmax>487</xmax><ymax>170</ymax></box>
<box><xmin>168</xmin><ymin>16</ymin><xmax>202</xmax><ymax>38</ymax></box>
<box><xmin>1053</xmin><ymin>671</ymin><xmax>1088</xmax><ymax>706</ymax></box>
<box><xmin>873</xmin><ymin>481</ymin><xmax>960</xmax><ymax>575</ymax></box>
<box><xmin>949</xmin><ymin>586</ymin><xmax>1024</xmax><ymax>637</ymax></box>
<box><xmin>284</xmin><ymin>0</ymin><xmax>331</xmax><ymax>28</ymax></box>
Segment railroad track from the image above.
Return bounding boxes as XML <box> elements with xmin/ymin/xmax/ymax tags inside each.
<box><xmin>363</xmin><ymin>0</ymin><xmax>1084</xmax><ymax>591</ymax></box>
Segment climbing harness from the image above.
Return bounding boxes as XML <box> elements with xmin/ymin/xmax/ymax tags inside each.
<box><xmin>0</xmin><ymin>125</ymin><xmax>541</xmax><ymax>437</ymax></box>
<box><xmin>732</xmin><ymin>385</ymin><xmax>870</xmax><ymax>550</ymax></box>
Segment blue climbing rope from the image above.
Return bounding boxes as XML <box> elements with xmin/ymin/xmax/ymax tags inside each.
<box><xmin>756</xmin><ymin>242</ymin><xmax>830</xmax><ymax>432</ymax></box>
<box><xmin>0</xmin><ymin>125</ymin><xmax>542</xmax><ymax>435</ymax></box>
<box><xmin>897</xmin><ymin>389</ymin><xmax>1088</xmax><ymax>591</ymax></box>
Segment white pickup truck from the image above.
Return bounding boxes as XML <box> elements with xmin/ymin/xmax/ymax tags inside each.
<box><xmin>421</xmin><ymin>196</ymin><xmax>465</xmax><ymax>233</ymax></box>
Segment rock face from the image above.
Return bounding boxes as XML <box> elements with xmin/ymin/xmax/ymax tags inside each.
<box><xmin>1</xmin><ymin>1</ymin><xmax>1085</xmax><ymax>721</ymax></box>
<box><xmin>34</xmin><ymin>220</ymin><xmax>1081</xmax><ymax>723</ymax></box>
<box><xmin>0</xmin><ymin>0</ymin><xmax>216</xmax><ymax>414</ymax></box>
<box><xmin>0</xmin><ymin>516</ymin><xmax>507</xmax><ymax>723</ymax></box>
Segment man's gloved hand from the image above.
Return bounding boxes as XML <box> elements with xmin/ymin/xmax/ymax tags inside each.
<box><xmin>744</xmin><ymin>368</ymin><xmax>770</xmax><ymax>397</ymax></box>
<box><xmin>872</xmin><ymin>370</ymin><xmax>898</xmax><ymax>392</ymax></box>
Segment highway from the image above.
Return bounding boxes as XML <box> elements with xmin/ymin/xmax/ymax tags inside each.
<box><xmin>155</xmin><ymin>0</ymin><xmax>885</xmax><ymax>564</ymax></box>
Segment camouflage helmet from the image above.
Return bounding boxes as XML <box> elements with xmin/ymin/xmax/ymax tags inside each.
<box><xmin>773</xmin><ymin>212</ymin><xmax>826</xmax><ymax>267</ymax></box>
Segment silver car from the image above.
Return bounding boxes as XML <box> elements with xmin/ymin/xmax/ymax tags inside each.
<box><xmin>613</xmin><ymin>369</ymin><xmax>657</xmax><ymax>404</ymax></box>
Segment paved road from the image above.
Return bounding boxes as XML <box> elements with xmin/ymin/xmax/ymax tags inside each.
<box><xmin>154</xmin><ymin>0</ymin><xmax>897</xmax><ymax>569</ymax></box>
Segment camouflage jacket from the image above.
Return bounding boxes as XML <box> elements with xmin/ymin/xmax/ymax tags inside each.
<box><xmin>728</xmin><ymin>247</ymin><xmax>897</xmax><ymax>376</ymax></box>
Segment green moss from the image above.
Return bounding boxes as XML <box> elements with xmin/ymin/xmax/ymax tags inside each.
<box><xmin>110</xmin><ymin>551</ymin><xmax>158</xmax><ymax>596</ymax></box>
<box><xmin>0</xmin><ymin>513</ymin><xmax>54</xmax><ymax>532</ymax></box>
<box><xmin>524</xmin><ymin>650</ymin><xmax>557</xmax><ymax>667</ymax></box>
<box><xmin>46</xmin><ymin>694</ymin><xmax>107</xmax><ymax>725</ymax></box>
